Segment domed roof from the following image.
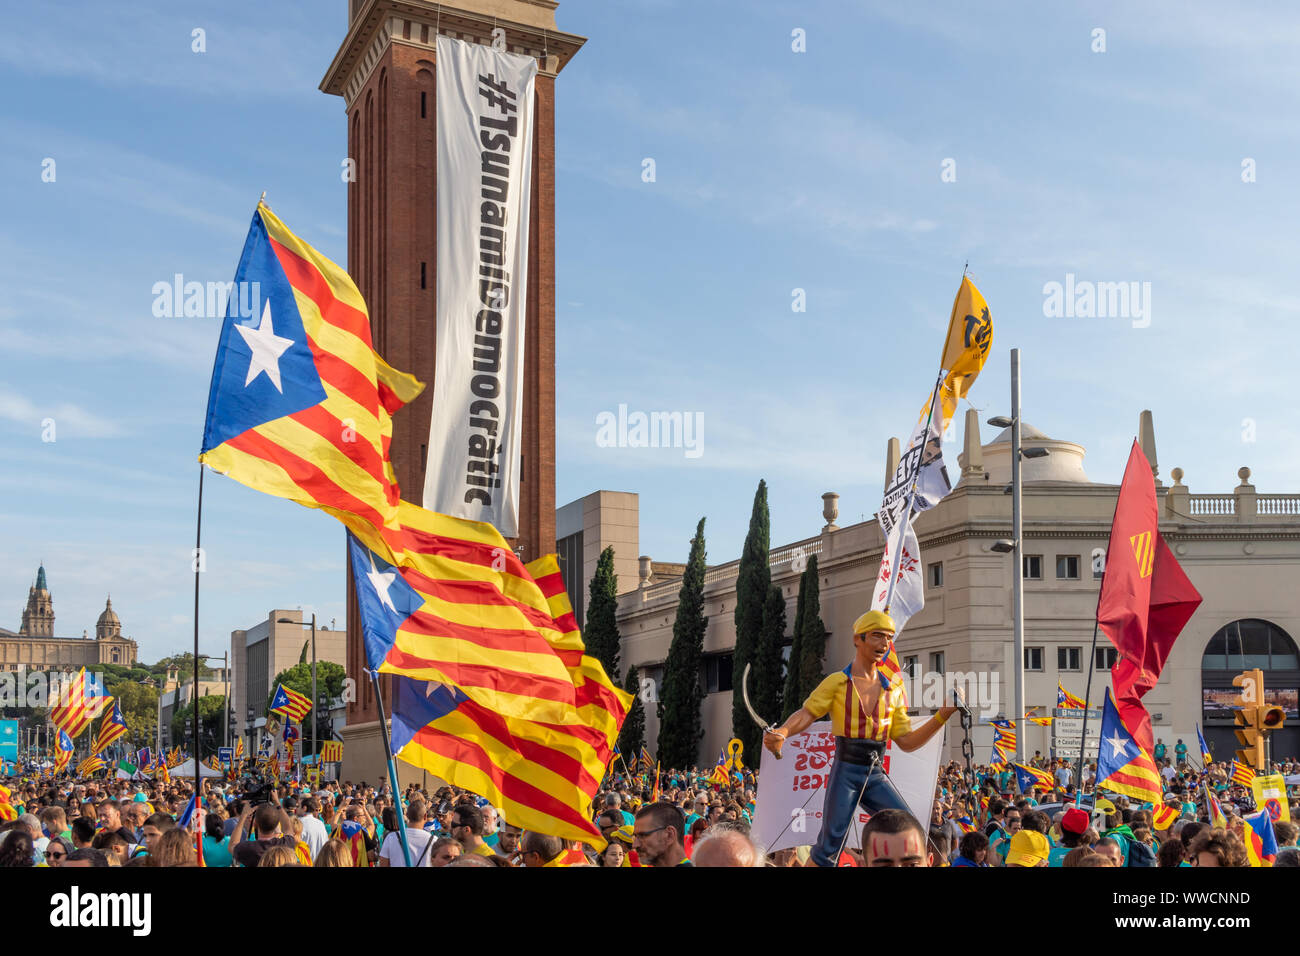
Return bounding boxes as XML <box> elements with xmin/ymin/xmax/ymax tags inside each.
<box><xmin>97</xmin><ymin>596</ymin><xmax>120</xmax><ymax>628</ymax></box>
<box><xmin>989</xmin><ymin>423</ymin><xmax>1049</xmax><ymax>444</ymax></box>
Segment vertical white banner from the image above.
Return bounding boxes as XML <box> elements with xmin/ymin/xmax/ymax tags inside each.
<box><xmin>872</xmin><ymin>519</ymin><xmax>924</xmax><ymax>632</ymax></box>
<box><xmin>750</xmin><ymin>722</ymin><xmax>944</xmax><ymax>855</ymax></box>
<box><xmin>425</xmin><ymin>36</ymin><xmax>536</xmax><ymax>536</ymax></box>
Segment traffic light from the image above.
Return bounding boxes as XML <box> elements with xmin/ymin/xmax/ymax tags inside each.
<box><xmin>1232</xmin><ymin>669</ymin><xmax>1282</xmax><ymax>771</ymax></box>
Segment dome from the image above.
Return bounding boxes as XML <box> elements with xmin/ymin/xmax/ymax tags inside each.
<box><xmin>97</xmin><ymin>597</ymin><xmax>120</xmax><ymax>628</ymax></box>
<box><xmin>95</xmin><ymin>596</ymin><xmax>122</xmax><ymax>639</ymax></box>
<box><xmin>989</xmin><ymin>423</ymin><xmax>1049</xmax><ymax>444</ymax></box>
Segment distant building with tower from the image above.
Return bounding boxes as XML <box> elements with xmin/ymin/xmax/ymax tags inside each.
<box><xmin>0</xmin><ymin>565</ymin><xmax>138</xmax><ymax>670</ymax></box>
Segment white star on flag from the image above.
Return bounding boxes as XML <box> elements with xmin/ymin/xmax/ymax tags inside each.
<box><xmin>365</xmin><ymin>551</ymin><xmax>398</xmax><ymax>614</ymax></box>
<box><xmin>1105</xmin><ymin>731</ymin><xmax>1129</xmax><ymax>762</ymax></box>
<box><xmin>235</xmin><ymin>300</ymin><xmax>294</xmax><ymax>392</ymax></box>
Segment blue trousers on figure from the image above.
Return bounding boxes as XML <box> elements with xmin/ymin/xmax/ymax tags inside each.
<box><xmin>810</xmin><ymin>753</ymin><xmax>911</xmax><ymax>867</ymax></box>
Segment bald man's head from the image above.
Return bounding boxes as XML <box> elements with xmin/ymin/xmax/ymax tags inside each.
<box><xmin>691</xmin><ymin>829</ymin><xmax>763</xmax><ymax>868</ymax></box>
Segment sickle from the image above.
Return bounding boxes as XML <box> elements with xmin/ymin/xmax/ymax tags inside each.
<box><xmin>742</xmin><ymin>664</ymin><xmax>781</xmax><ymax>760</ymax></box>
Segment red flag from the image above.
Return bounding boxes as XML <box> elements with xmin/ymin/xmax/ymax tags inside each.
<box><xmin>1096</xmin><ymin>441</ymin><xmax>1202</xmax><ymax>750</ymax></box>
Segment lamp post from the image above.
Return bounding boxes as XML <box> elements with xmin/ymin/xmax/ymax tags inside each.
<box><xmin>277</xmin><ymin>614</ymin><xmax>318</xmax><ymax>770</ymax></box>
<box><xmin>987</xmin><ymin>349</ymin><xmax>1050</xmax><ymax>764</ymax></box>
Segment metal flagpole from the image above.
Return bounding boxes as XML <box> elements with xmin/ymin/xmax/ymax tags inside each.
<box><xmin>193</xmin><ymin>463</ymin><xmax>205</xmax><ymax>804</ymax></box>
<box><xmin>369</xmin><ymin>670</ymin><xmax>413</xmax><ymax>867</ymax></box>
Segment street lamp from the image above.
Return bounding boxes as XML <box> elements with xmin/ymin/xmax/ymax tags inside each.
<box><xmin>278</xmin><ymin>614</ymin><xmax>318</xmax><ymax>771</ymax></box>
<box><xmin>986</xmin><ymin>348</ymin><xmax>1051</xmax><ymax>764</ymax></box>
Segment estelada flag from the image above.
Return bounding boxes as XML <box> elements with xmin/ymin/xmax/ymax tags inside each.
<box><xmin>1095</xmin><ymin>688</ymin><xmax>1162</xmax><ymax>804</ymax></box>
<box><xmin>199</xmin><ymin>201</ymin><xmax>424</xmax><ymax>564</ymax></box>
<box><xmin>349</xmin><ymin>526</ymin><xmax>628</xmax><ymax>727</ymax></box>
<box><xmin>91</xmin><ymin>698</ymin><xmax>128</xmax><ymax>757</ymax></box>
<box><xmin>269</xmin><ymin>684</ymin><xmax>312</xmax><ymax>722</ymax></box>
<box><xmin>50</xmin><ymin>669</ymin><xmax>105</xmax><ymax>740</ymax></box>
<box><xmin>1096</xmin><ymin>440</ymin><xmax>1202</xmax><ymax>753</ymax></box>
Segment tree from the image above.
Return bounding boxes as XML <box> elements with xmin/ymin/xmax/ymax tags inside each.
<box><xmin>782</xmin><ymin>564</ymin><xmax>810</xmax><ymax>720</ymax></box>
<box><xmin>266</xmin><ymin>661</ymin><xmax>347</xmax><ymax>713</ymax></box>
<box><xmin>750</xmin><ymin>583</ymin><xmax>786</xmax><ymax>767</ymax></box>
<box><xmin>150</xmin><ymin>653</ymin><xmax>215</xmax><ymax>680</ymax></box>
<box><xmin>585</xmin><ymin>546</ymin><xmax>621</xmax><ymax>682</ymax></box>
<box><xmin>617</xmin><ymin>665</ymin><xmax>645</xmax><ymax>763</ymax></box>
<box><xmin>794</xmin><ymin>556</ymin><xmax>830</xmax><ymax>705</ymax></box>
<box><xmin>171</xmin><ymin>695</ymin><xmax>227</xmax><ymax>752</ymax></box>
<box><xmin>731</xmin><ymin>480</ymin><xmax>770</xmax><ymax>760</ymax></box>
<box><xmin>657</xmin><ymin>517</ymin><xmax>708</xmax><ymax>769</ymax></box>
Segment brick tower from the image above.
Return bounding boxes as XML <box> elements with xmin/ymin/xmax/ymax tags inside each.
<box><xmin>321</xmin><ymin>0</ymin><xmax>583</xmax><ymax>779</ymax></box>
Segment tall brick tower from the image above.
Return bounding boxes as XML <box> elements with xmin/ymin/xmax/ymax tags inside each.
<box><xmin>321</xmin><ymin>1</ymin><xmax>583</xmax><ymax>779</ymax></box>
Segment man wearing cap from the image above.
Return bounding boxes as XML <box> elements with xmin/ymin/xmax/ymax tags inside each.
<box><xmin>1049</xmin><ymin>806</ymin><xmax>1090</xmax><ymax>866</ymax></box>
<box><xmin>763</xmin><ymin>609</ymin><xmax>960</xmax><ymax>868</ymax></box>
<box><xmin>1005</xmin><ymin>829</ymin><xmax>1050</xmax><ymax>866</ymax></box>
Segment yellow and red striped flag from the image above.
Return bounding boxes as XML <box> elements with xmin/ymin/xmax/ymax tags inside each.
<box><xmin>386</xmin><ymin>554</ymin><xmax>630</xmax><ymax>847</ymax></box>
<box><xmin>348</xmin><ymin>507</ymin><xmax>628</xmax><ymax>726</ymax></box>
<box><xmin>50</xmin><ymin>669</ymin><xmax>106</xmax><ymax>739</ymax></box>
<box><xmin>269</xmin><ymin>684</ymin><xmax>313</xmax><ymax>722</ymax></box>
<box><xmin>198</xmin><ymin>201</ymin><xmax>424</xmax><ymax>564</ymax></box>
<box><xmin>1231</xmin><ymin>760</ymin><xmax>1256</xmax><ymax>788</ymax></box>
<box><xmin>320</xmin><ymin>740</ymin><xmax>343</xmax><ymax>763</ymax></box>
<box><xmin>1057</xmin><ymin>682</ymin><xmax>1087</xmax><ymax>710</ymax></box>
<box><xmin>1152</xmin><ymin>802</ymin><xmax>1181</xmax><ymax>831</ymax></box>
<box><xmin>0</xmin><ymin>783</ymin><xmax>17</xmax><ymax>821</ymax></box>
<box><xmin>76</xmin><ymin>755</ymin><xmax>106</xmax><ymax>777</ymax></box>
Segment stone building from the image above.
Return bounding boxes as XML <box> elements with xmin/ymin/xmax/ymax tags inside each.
<box><xmin>0</xmin><ymin>566</ymin><xmax>138</xmax><ymax>671</ymax></box>
<box><xmin>614</xmin><ymin>412</ymin><xmax>1300</xmax><ymax>767</ymax></box>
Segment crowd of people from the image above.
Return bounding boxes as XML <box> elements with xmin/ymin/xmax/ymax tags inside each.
<box><xmin>1</xmin><ymin>752</ymin><xmax>1296</xmax><ymax>868</ymax></box>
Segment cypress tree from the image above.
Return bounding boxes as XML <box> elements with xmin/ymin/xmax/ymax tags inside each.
<box><xmin>657</xmin><ymin>517</ymin><xmax>708</xmax><ymax>769</ymax></box>
<box><xmin>617</xmin><ymin>665</ymin><xmax>645</xmax><ymax>762</ymax></box>
<box><xmin>585</xmin><ymin>546</ymin><xmax>621</xmax><ymax>682</ymax></box>
<box><xmin>731</xmin><ymin>480</ymin><xmax>770</xmax><ymax>762</ymax></box>
<box><xmin>796</xmin><ymin>555</ymin><xmax>830</xmax><ymax>703</ymax></box>
<box><xmin>750</xmin><ymin>582</ymin><xmax>786</xmax><ymax>766</ymax></box>
<box><xmin>782</xmin><ymin>566</ymin><xmax>809</xmax><ymax>720</ymax></box>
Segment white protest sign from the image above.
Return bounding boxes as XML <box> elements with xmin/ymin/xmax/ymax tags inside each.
<box><xmin>751</xmin><ymin>720</ymin><xmax>945</xmax><ymax>854</ymax></box>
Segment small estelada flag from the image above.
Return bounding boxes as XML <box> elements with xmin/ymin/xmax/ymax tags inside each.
<box><xmin>269</xmin><ymin>683</ymin><xmax>313</xmax><ymax>722</ymax></box>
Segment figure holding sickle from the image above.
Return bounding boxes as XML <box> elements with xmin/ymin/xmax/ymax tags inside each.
<box><xmin>755</xmin><ymin>609</ymin><xmax>962</xmax><ymax>867</ymax></box>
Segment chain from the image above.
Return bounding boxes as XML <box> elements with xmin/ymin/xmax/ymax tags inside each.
<box><xmin>959</xmin><ymin>705</ymin><xmax>978</xmax><ymax>821</ymax></box>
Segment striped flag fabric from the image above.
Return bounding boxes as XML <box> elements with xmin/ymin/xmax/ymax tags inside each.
<box><xmin>1243</xmin><ymin>808</ymin><xmax>1278</xmax><ymax>866</ymax></box>
<box><xmin>91</xmin><ymin>698</ymin><xmax>128</xmax><ymax>756</ymax></box>
<box><xmin>1095</xmin><ymin>688</ymin><xmax>1162</xmax><ymax>803</ymax></box>
<box><xmin>320</xmin><ymin>740</ymin><xmax>343</xmax><ymax>763</ymax></box>
<box><xmin>1012</xmin><ymin>763</ymin><xmax>1054</xmax><ymax>794</ymax></box>
<box><xmin>991</xmin><ymin>719</ymin><xmax>1017</xmax><ymax>758</ymax></box>
<box><xmin>1152</xmin><ymin>802</ymin><xmax>1181</xmax><ymax>831</ymax></box>
<box><xmin>177</xmin><ymin>794</ymin><xmax>206</xmax><ymax>867</ymax></box>
<box><xmin>198</xmin><ymin>201</ymin><xmax>424</xmax><ymax>564</ymax></box>
<box><xmin>0</xmin><ymin>782</ymin><xmax>18</xmax><ymax>822</ymax></box>
<box><xmin>955</xmin><ymin>816</ymin><xmax>977</xmax><ymax>834</ymax></box>
<box><xmin>1231</xmin><ymin>760</ymin><xmax>1256</xmax><ymax>788</ymax></box>
<box><xmin>348</xmin><ymin>513</ymin><xmax>627</xmax><ymax>727</ymax></box>
<box><xmin>1024</xmin><ymin>715</ymin><xmax>1053</xmax><ymax>726</ymax></box>
<box><xmin>387</xmin><ymin>555</ymin><xmax>630</xmax><ymax>847</ymax></box>
<box><xmin>234</xmin><ymin>737</ymin><xmax>244</xmax><ymax>760</ymax></box>
<box><xmin>1057</xmin><ymin>682</ymin><xmax>1087</xmax><ymax>710</ymax></box>
<box><xmin>1196</xmin><ymin>723</ymin><xmax>1212</xmax><ymax>765</ymax></box>
<box><xmin>269</xmin><ymin>684</ymin><xmax>313</xmax><ymax>722</ymax></box>
<box><xmin>54</xmin><ymin>730</ymin><xmax>74</xmax><ymax>776</ymax></box>
<box><xmin>1207</xmin><ymin>789</ymin><xmax>1228</xmax><ymax>829</ymax></box>
<box><xmin>638</xmin><ymin>746</ymin><xmax>654</xmax><ymax>772</ymax></box>
<box><xmin>76</xmin><ymin>755</ymin><xmax>106</xmax><ymax>777</ymax></box>
<box><xmin>50</xmin><ymin>669</ymin><xmax>105</xmax><ymax>739</ymax></box>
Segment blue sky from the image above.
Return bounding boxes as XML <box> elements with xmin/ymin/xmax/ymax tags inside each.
<box><xmin>2</xmin><ymin>0</ymin><xmax>1298</xmax><ymax>663</ymax></box>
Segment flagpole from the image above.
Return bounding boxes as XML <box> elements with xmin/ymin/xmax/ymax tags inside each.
<box><xmin>369</xmin><ymin>670</ymin><xmax>413</xmax><ymax>867</ymax></box>
<box><xmin>193</xmin><ymin>462</ymin><xmax>205</xmax><ymax>805</ymax></box>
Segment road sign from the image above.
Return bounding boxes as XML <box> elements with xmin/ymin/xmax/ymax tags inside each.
<box><xmin>217</xmin><ymin>746</ymin><xmax>234</xmax><ymax>767</ymax></box>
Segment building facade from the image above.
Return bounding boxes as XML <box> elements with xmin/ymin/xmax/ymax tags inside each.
<box><xmin>0</xmin><ymin>566</ymin><xmax>138</xmax><ymax>670</ymax></box>
<box><xmin>556</xmin><ymin>490</ymin><xmax>640</xmax><ymax>628</ymax></box>
<box><xmin>230</xmin><ymin>610</ymin><xmax>346</xmax><ymax>744</ymax></box>
<box><xmin>615</xmin><ymin>412</ymin><xmax>1300</xmax><ymax>767</ymax></box>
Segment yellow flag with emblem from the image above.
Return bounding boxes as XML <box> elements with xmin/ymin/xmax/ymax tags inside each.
<box><xmin>936</xmin><ymin>275</ymin><xmax>993</xmax><ymax>427</ymax></box>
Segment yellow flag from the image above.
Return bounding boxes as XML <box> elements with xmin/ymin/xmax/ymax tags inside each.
<box><xmin>936</xmin><ymin>276</ymin><xmax>993</xmax><ymax>425</ymax></box>
<box><xmin>1252</xmin><ymin>774</ymin><xmax>1291</xmax><ymax>823</ymax></box>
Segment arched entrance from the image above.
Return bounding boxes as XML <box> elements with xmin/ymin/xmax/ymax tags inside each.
<box><xmin>1201</xmin><ymin>620</ymin><xmax>1299</xmax><ymax>764</ymax></box>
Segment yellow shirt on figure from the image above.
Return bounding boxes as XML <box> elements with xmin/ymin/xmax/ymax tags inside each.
<box><xmin>802</xmin><ymin>665</ymin><xmax>912</xmax><ymax>741</ymax></box>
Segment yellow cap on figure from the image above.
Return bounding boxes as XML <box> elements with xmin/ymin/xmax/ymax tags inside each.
<box><xmin>853</xmin><ymin>610</ymin><xmax>896</xmax><ymax>636</ymax></box>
